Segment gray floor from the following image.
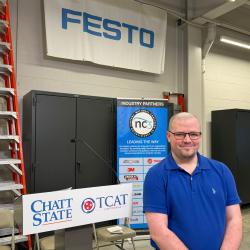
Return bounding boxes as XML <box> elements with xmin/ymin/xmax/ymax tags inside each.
<box><xmin>97</xmin><ymin>207</ymin><xmax>250</xmax><ymax>249</ymax></box>
<box><xmin>241</xmin><ymin>207</ymin><xmax>250</xmax><ymax>250</ymax></box>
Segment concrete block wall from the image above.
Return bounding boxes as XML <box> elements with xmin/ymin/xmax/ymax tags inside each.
<box><xmin>203</xmin><ymin>45</ymin><xmax>250</xmax><ymax>156</ymax></box>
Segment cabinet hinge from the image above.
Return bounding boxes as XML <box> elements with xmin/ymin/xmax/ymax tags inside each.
<box><xmin>111</xmin><ymin>105</ymin><xmax>114</xmax><ymax>113</ymax></box>
<box><xmin>31</xmin><ymin>162</ymin><xmax>38</xmax><ymax>172</ymax></box>
<box><xmin>32</xmin><ymin>96</ymin><xmax>37</xmax><ymax>106</ymax></box>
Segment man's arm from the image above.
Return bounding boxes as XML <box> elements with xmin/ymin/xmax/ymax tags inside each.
<box><xmin>146</xmin><ymin>212</ymin><xmax>188</xmax><ymax>250</ymax></box>
<box><xmin>220</xmin><ymin>204</ymin><xmax>242</xmax><ymax>250</ymax></box>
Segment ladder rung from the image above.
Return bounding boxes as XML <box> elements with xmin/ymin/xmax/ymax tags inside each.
<box><xmin>0</xmin><ymin>159</ymin><xmax>22</xmax><ymax>175</ymax></box>
<box><xmin>0</xmin><ymin>111</ymin><xmax>17</xmax><ymax>119</ymax></box>
<box><xmin>0</xmin><ymin>20</ymin><xmax>8</xmax><ymax>35</ymax></box>
<box><xmin>0</xmin><ymin>0</ymin><xmax>6</xmax><ymax>16</ymax></box>
<box><xmin>0</xmin><ymin>235</ymin><xmax>28</xmax><ymax>245</ymax></box>
<box><xmin>0</xmin><ymin>64</ymin><xmax>12</xmax><ymax>76</ymax></box>
<box><xmin>0</xmin><ymin>182</ymin><xmax>23</xmax><ymax>196</ymax></box>
<box><xmin>0</xmin><ymin>42</ymin><xmax>10</xmax><ymax>55</ymax></box>
<box><xmin>0</xmin><ymin>159</ymin><xmax>21</xmax><ymax>165</ymax></box>
<box><xmin>0</xmin><ymin>135</ymin><xmax>19</xmax><ymax>143</ymax></box>
<box><xmin>0</xmin><ymin>228</ymin><xmax>18</xmax><ymax>237</ymax></box>
<box><xmin>0</xmin><ymin>204</ymin><xmax>13</xmax><ymax>210</ymax></box>
<box><xmin>0</xmin><ymin>87</ymin><xmax>15</xmax><ymax>96</ymax></box>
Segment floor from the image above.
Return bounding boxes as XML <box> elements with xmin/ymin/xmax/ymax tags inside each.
<box><xmin>97</xmin><ymin>206</ymin><xmax>250</xmax><ymax>249</ymax></box>
<box><xmin>241</xmin><ymin>206</ymin><xmax>250</xmax><ymax>250</ymax></box>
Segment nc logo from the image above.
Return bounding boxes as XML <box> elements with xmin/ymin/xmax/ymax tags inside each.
<box><xmin>129</xmin><ymin>109</ymin><xmax>157</xmax><ymax>138</ymax></box>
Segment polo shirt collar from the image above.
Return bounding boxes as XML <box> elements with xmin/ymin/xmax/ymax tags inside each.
<box><xmin>165</xmin><ymin>152</ymin><xmax>211</xmax><ymax>170</ymax></box>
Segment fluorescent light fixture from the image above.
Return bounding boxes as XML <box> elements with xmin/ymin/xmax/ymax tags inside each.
<box><xmin>220</xmin><ymin>36</ymin><xmax>250</xmax><ymax>50</ymax></box>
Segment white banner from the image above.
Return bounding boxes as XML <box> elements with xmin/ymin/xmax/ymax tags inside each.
<box><xmin>22</xmin><ymin>184</ymin><xmax>132</xmax><ymax>235</ymax></box>
<box><xmin>43</xmin><ymin>0</ymin><xmax>167</xmax><ymax>74</ymax></box>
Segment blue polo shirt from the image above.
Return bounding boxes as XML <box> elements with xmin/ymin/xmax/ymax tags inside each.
<box><xmin>143</xmin><ymin>153</ymin><xmax>240</xmax><ymax>250</ymax></box>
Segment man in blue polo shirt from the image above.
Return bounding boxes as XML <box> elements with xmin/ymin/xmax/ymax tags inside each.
<box><xmin>143</xmin><ymin>112</ymin><xmax>242</xmax><ymax>250</ymax></box>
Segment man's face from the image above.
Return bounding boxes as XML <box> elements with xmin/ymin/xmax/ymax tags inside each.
<box><xmin>167</xmin><ymin>117</ymin><xmax>201</xmax><ymax>161</ymax></box>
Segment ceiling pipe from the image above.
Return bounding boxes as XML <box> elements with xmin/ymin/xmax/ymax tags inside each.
<box><xmin>202</xmin><ymin>23</ymin><xmax>216</xmax><ymax>59</ymax></box>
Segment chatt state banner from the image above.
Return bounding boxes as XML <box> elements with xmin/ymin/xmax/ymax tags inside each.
<box><xmin>43</xmin><ymin>0</ymin><xmax>167</xmax><ymax>74</ymax></box>
<box><xmin>117</xmin><ymin>99</ymin><xmax>169</xmax><ymax>228</ymax></box>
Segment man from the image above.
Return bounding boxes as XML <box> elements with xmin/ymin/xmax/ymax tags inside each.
<box><xmin>143</xmin><ymin>112</ymin><xmax>242</xmax><ymax>250</ymax></box>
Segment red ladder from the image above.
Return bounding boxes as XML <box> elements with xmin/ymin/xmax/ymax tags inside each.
<box><xmin>0</xmin><ymin>0</ymin><xmax>31</xmax><ymax>249</ymax></box>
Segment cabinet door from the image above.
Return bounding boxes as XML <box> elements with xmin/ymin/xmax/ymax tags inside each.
<box><xmin>237</xmin><ymin>111</ymin><xmax>250</xmax><ymax>204</ymax></box>
<box><xmin>34</xmin><ymin>94</ymin><xmax>76</xmax><ymax>192</ymax></box>
<box><xmin>76</xmin><ymin>97</ymin><xmax>115</xmax><ymax>188</ymax></box>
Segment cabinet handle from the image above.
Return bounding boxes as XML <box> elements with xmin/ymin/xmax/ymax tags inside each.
<box><xmin>76</xmin><ymin>161</ymin><xmax>81</xmax><ymax>171</ymax></box>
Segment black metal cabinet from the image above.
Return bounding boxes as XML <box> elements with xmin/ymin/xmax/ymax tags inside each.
<box><xmin>211</xmin><ymin>109</ymin><xmax>250</xmax><ymax>205</ymax></box>
<box><xmin>23</xmin><ymin>91</ymin><xmax>116</xmax><ymax>193</ymax></box>
<box><xmin>76</xmin><ymin>97</ymin><xmax>115</xmax><ymax>188</ymax></box>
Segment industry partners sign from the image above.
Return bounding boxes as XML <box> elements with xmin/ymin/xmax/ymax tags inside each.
<box><xmin>22</xmin><ymin>184</ymin><xmax>132</xmax><ymax>235</ymax></box>
<box><xmin>117</xmin><ymin>99</ymin><xmax>169</xmax><ymax>229</ymax></box>
<box><xmin>43</xmin><ymin>0</ymin><xmax>167</xmax><ymax>74</ymax></box>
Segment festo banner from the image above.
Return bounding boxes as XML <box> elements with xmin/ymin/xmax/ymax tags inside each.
<box><xmin>22</xmin><ymin>184</ymin><xmax>132</xmax><ymax>235</ymax></box>
<box><xmin>43</xmin><ymin>0</ymin><xmax>167</xmax><ymax>74</ymax></box>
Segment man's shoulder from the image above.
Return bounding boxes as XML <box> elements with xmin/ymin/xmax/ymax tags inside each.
<box><xmin>199</xmin><ymin>153</ymin><xmax>230</xmax><ymax>173</ymax></box>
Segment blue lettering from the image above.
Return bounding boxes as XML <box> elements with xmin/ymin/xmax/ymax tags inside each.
<box><xmin>66</xmin><ymin>209</ymin><xmax>72</xmax><ymax>219</ymax></box>
<box><xmin>43</xmin><ymin>201</ymin><xmax>52</xmax><ymax>211</ymax></box>
<box><xmin>103</xmin><ymin>19</ymin><xmax>121</xmax><ymax>40</ymax></box>
<box><xmin>57</xmin><ymin>210</ymin><xmax>64</xmax><ymax>220</ymax></box>
<box><xmin>62</xmin><ymin>8</ymin><xmax>81</xmax><ymax>29</ymax></box>
<box><xmin>33</xmin><ymin>214</ymin><xmax>42</xmax><ymax>226</ymax></box>
<box><xmin>51</xmin><ymin>201</ymin><xmax>60</xmax><ymax>210</ymax></box>
<box><xmin>49</xmin><ymin>211</ymin><xmax>58</xmax><ymax>221</ymax></box>
<box><xmin>140</xmin><ymin>28</ymin><xmax>154</xmax><ymax>48</ymax></box>
<box><xmin>113</xmin><ymin>196</ymin><xmax>122</xmax><ymax>206</ymax></box>
<box><xmin>65</xmin><ymin>198</ymin><xmax>73</xmax><ymax>208</ymax></box>
<box><xmin>105</xmin><ymin>196</ymin><xmax>113</xmax><ymax>207</ymax></box>
<box><xmin>120</xmin><ymin>194</ymin><xmax>128</xmax><ymax>204</ymax></box>
<box><xmin>122</xmin><ymin>23</ymin><xmax>138</xmax><ymax>44</ymax></box>
<box><xmin>31</xmin><ymin>200</ymin><xmax>43</xmax><ymax>213</ymax></box>
<box><xmin>83</xmin><ymin>12</ymin><xmax>102</xmax><ymax>37</ymax></box>
<box><xmin>61</xmin><ymin>9</ymin><xmax>155</xmax><ymax>48</ymax></box>
<box><xmin>96</xmin><ymin>197</ymin><xmax>105</xmax><ymax>208</ymax></box>
<box><xmin>42</xmin><ymin>212</ymin><xmax>49</xmax><ymax>223</ymax></box>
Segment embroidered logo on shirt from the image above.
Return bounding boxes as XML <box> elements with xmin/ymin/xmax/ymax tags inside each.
<box><xmin>212</xmin><ymin>188</ymin><xmax>216</xmax><ymax>194</ymax></box>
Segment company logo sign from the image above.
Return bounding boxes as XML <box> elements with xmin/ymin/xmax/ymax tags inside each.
<box><xmin>62</xmin><ymin>9</ymin><xmax>155</xmax><ymax>48</ymax></box>
<box><xmin>81</xmin><ymin>194</ymin><xmax>129</xmax><ymax>213</ymax></box>
<box><xmin>31</xmin><ymin>198</ymin><xmax>73</xmax><ymax>226</ymax></box>
<box><xmin>133</xmin><ymin>192</ymin><xmax>142</xmax><ymax>196</ymax></box>
<box><xmin>124</xmin><ymin>175</ymin><xmax>139</xmax><ymax>181</ymax></box>
<box><xmin>127</xmin><ymin>167</ymin><xmax>135</xmax><ymax>172</ymax></box>
<box><xmin>147</xmin><ymin>158</ymin><xmax>161</xmax><ymax>164</ymax></box>
<box><xmin>81</xmin><ymin>198</ymin><xmax>96</xmax><ymax>213</ymax></box>
<box><xmin>129</xmin><ymin>109</ymin><xmax>157</xmax><ymax>137</ymax></box>
<box><xmin>121</xmin><ymin>159</ymin><xmax>140</xmax><ymax>164</ymax></box>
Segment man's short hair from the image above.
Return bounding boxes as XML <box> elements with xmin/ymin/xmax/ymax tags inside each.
<box><xmin>168</xmin><ymin>112</ymin><xmax>200</xmax><ymax>131</ymax></box>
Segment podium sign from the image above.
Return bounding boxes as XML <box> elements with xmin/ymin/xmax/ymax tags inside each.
<box><xmin>21</xmin><ymin>184</ymin><xmax>132</xmax><ymax>235</ymax></box>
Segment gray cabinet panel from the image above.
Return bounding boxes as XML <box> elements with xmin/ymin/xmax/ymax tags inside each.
<box><xmin>35</xmin><ymin>94</ymin><xmax>76</xmax><ymax>193</ymax></box>
<box><xmin>76</xmin><ymin>97</ymin><xmax>115</xmax><ymax>188</ymax></box>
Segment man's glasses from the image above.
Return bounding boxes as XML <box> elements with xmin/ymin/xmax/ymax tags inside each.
<box><xmin>168</xmin><ymin>131</ymin><xmax>202</xmax><ymax>140</ymax></box>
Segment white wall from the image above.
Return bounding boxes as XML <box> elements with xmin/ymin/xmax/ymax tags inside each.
<box><xmin>12</xmin><ymin>0</ymin><xmax>250</xmax><ymax>159</ymax></box>
<box><xmin>9</xmin><ymin>0</ymin><xmax>185</xmax><ymax>117</ymax></box>
<box><xmin>203</xmin><ymin>45</ymin><xmax>250</xmax><ymax>157</ymax></box>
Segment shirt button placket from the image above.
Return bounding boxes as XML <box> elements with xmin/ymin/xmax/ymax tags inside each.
<box><xmin>190</xmin><ymin>176</ymin><xmax>195</xmax><ymax>193</ymax></box>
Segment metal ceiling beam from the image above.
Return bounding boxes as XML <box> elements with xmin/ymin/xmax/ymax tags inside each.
<box><xmin>192</xmin><ymin>0</ymin><xmax>249</xmax><ymax>24</ymax></box>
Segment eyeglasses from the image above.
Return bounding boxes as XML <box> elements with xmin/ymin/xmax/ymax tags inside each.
<box><xmin>168</xmin><ymin>131</ymin><xmax>202</xmax><ymax>140</ymax></box>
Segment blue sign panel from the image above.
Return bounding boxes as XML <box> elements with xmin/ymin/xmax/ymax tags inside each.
<box><xmin>117</xmin><ymin>99</ymin><xmax>169</xmax><ymax>229</ymax></box>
